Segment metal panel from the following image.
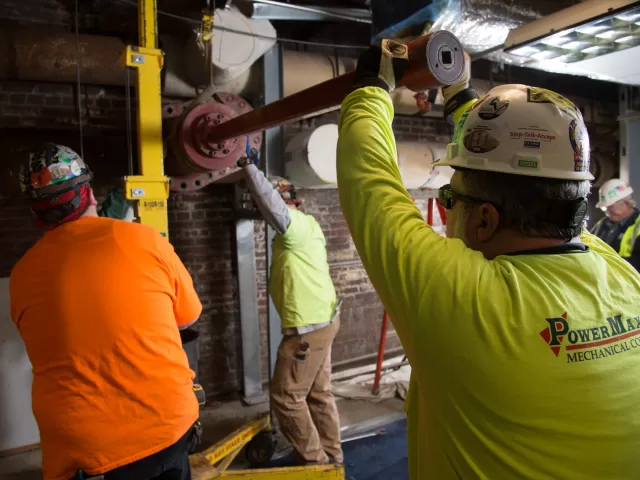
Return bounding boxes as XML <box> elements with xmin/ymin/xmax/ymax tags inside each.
<box><xmin>263</xmin><ymin>45</ymin><xmax>284</xmax><ymax>377</ymax></box>
<box><xmin>236</xmin><ymin>219</ymin><xmax>264</xmax><ymax>401</ymax></box>
<box><xmin>618</xmin><ymin>86</ymin><xmax>640</xmax><ymax>191</ymax></box>
<box><xmin>620</xmin><ymin>87</ymin><xmax>640</xmax><ymax>194</ymax></box>
<box><xmin>243</xmin><ymin>0</ymin><xmax>371</xmax><ymax>23</ymax></box>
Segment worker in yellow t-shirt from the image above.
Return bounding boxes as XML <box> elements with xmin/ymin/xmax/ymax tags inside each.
<box><xmin>337</xmin><ymin>41</ymin><xmax>640</xmax><ymax>479</ymax></box>
<box><xmin>240</xmin><ymin>159</ymin><xmax>342</xmax><ymax>466</ymax></box>
<box><xmin>10</xmin><ymin>143</ymin><xmax>202</xmax><ymax>480</ymax></box>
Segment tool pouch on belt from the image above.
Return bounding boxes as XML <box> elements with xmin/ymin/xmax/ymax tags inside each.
<box><xmin>193</xmin><ymin>383</ymin><xmax>206</xmax><ymax>407</ymax></box>
<box><xmin>188</xmin><ymin>420</ymin><xmax>203</xmax><ymax>454</ymax></box>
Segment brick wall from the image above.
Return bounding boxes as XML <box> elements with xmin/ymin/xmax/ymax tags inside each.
<box><xmin>167</xmin><ymin>187</ymin><xmax>245</xmax><ymax>396</ymax></box>
<box><xmin>0</xmin><ymin>81</ymin><xmax>130</xmax><ymax>130</ymax></box>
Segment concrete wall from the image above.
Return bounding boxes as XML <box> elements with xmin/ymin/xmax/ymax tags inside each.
<box><xmin>0</xmin><ymin>278</ymin><xmax>40</xmax><ymax>452</ymax></box>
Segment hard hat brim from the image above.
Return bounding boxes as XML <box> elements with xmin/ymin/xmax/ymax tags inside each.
<box><xmin>434</xmin><ymin>155</ymin><xmax>595</xmax><ymax>182</ymax></box>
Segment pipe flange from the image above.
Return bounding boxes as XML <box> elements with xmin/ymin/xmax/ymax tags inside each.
<box><xmin>177</xmin><ymin>101</ymin><xmax>243</xmax><ymax>171</ymax></box>
<box><xmin>164</xmin><ymin>93</ymin><xmax>263</xmax><ymax>191</ymax></box>
<box><xmin>169</xmin><ymin>166</ymin><xmax>242</xmax><ymax>192</ymax></box>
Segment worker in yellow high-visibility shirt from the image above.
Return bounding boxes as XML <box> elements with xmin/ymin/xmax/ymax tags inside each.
<box><xmin>239</xmin><ymin>158</ymin><xmax>343</xmax><ymax>466</ymax></box>
<box><xmin>337</xmin><ymin>40</ymin><xmax>640</xmax><ymax>479</ymax></box>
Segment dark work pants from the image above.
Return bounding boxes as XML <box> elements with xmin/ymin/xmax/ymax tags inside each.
<box><xmin>71</xmin><ymin>424</ymin><xmax>195</xmax><ymax>480</ymax></box>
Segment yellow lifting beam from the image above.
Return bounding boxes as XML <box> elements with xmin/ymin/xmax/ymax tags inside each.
<box><xmin>123</xmin><ymin>0</ymin><xmax>170</xmax><ymax>238</ymax></box>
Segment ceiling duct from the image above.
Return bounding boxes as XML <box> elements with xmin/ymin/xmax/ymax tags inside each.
<box><xmin>430</xmin><ymin>0</ymin><xmax>640</xmax><ymax>85</ymax></box>
<box><xmin>234</xmin><ymin>0</ymin><xmax>371</xmax><ymax>23</ymax></box>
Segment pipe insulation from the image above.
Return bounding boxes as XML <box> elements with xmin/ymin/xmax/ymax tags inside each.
<box><xmin>0</xmin><ymin>26</ymin><xmax>440</xmax><ymax>120</ymax></box>
<box><xmin>284</xmin><ymin>124</ymin><xmax>451</xmax><ymax>189</ymax></box>
<box><xmin>0</xmin><ymin>29</ymin><xmax>126</xmax><ymax>85</ymax></box>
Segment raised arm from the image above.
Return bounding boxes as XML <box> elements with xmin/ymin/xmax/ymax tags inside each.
<box><xmin>241</xmin><ymin>162</ymin><xmax>291</xmax><ymax>236</ymax></box>
<box><xmin>336</xmin><ymin>41</ymin><xmax>482</xmax><ymax>363</ymax></box>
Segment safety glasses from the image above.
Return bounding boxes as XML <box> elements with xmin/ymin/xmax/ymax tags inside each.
<box><xmin>437</xmin><ymin>184</ymin><xmax>489</xmax><ymax>210</ymax></box>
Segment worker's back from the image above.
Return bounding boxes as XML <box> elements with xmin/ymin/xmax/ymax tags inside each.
<box><xmin>406</xmin><ymin>232</ymin><xmax>640</xmax><ymax>479</ymax></box>
<box><xmin>10</xmin><ymin>216</ymin><xmax>200</xmax><ymax>480</ymax></box>
<box><xmin>270</xmin><ymin>209</ymin><xmax>336</xmax><ymax>329</ymax></box>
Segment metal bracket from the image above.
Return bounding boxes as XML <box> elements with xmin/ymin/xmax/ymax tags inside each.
<box><xmin>123</xmin><ymin>174</ymin><xmax>170</xmax><ymax>237</ymax></box>
<box><xmin>124</xmin><ymin>45</ymin><xmax>164</xmax><ymax>69</ymax></box>
<box><xmin>234</xmin><ymin>184</ymin><xmax>263</xmax><ymax>219</ymax></box>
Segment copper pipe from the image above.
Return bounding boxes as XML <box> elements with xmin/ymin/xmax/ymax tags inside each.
<box><xmin>207</xmin><ymin>30</ymin><xmax>465</xmax><ymax>144</ymax></box>
<box><xmin>427</xmin><ymin>198</ymin><xmax>434</xmax><ymax>226</ymax></box>
<box><xmin>436</xmin><ymin>201</ymin><xmax>448</xmax><ymax>225</ymax></box>
<box><xmin>372</xmin><ymin>311</ymin><xmax>390</xmax><ymax>396</ymax></box>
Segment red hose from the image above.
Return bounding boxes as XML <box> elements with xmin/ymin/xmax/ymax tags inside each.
<box><xmin>372</xmin><ymin>311</ymin><xmax>390</xmax><ymax>395</ymax></box>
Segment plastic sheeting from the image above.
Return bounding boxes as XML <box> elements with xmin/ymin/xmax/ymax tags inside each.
<box><xmin>332</xmin><ymin>356</ymin><xmax>411</xmax><ymax>402</ymax></box>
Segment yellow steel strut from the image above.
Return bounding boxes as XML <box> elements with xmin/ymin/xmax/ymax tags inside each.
<box><xmin>123</xmin><ymin>0</ymin><xmax>170</xmax><ymax>238</ymax></box>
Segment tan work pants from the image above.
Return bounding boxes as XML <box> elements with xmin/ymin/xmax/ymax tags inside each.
<box><xmin>270</xmin><ymin>318</ymin><xmax>343</xmax><ymax>465</ymax></box>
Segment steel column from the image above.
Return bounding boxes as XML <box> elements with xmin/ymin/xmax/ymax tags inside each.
<box><xmin>236</xmin><ymin>219</ymin><xmax>266</xmax><ymax>403</ymax></box>
<box><xmin>263</xmin><ymin>45</ymin><xmax>285</xmax><ymax>377</ymax></box>
<box><xmin>123</xmin><ymin>0</ymin><xmax>170</xmax><ymax>238</ymax></box>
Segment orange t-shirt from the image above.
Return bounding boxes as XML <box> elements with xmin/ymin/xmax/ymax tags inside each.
<box><xmin>10</xmin><ymin>217</ymin><xmax>202</xmax><ymax>480</ymax></box>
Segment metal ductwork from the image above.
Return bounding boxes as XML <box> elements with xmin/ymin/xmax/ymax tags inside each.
<box><xmin>428</xmin><ymin>0</ymin><xmax>640</xmax><ymax>84</ymax></box>
<box><xmin>234</xmin><ymin>0</ymin><xmax>371</xmax><ymax>23</ymax></box>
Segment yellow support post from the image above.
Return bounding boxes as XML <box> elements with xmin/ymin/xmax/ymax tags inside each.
<box><xmin>123</xmin><ymin>0</ymin><xmax>170</xmax><ymax>238</ymax></box>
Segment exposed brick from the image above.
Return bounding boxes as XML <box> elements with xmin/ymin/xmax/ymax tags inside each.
<box><xmin>36</xmin><ymin>84</ymin><xmax>73</xmax><ymax>96</ymax></box>
<box><xmin>44</xmin><ymin>96</ymin><xmax>62</xmax><ymax>106</ymax></box>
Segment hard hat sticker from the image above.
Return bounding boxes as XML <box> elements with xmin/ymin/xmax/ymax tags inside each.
<box><xmin>48</xmin><ymin>163</ymin><xmax>73</xmax><ymax>182</ymax></box>
<box><xmin>509</xmin><ymin>130</ymin><xmax>556</xmax><ymax>142</ymax></box>
<box><xmin>463</xmin><ymin>126</ymin><xmax>500</xmax><ymax>153</ymax></box>
<box><xmin>517</xmin><ymin>159</ymin><xmax>539</xmax><ymax>169</ymax></box>
<box><xmin>569</xmin><ymin>119</ymin><xmax>590</xmax><ymax>173</ymax></box>
<box><xmin>477</xmin><ymin>96</ymin><xmax>509</xmax><ymax>120</ymax></box>
<box><xmin>526</xmin><ymin>87</ymin><xmax>581</xmax><ymax>120</ymax></box>
<box><xmin>465</xmin><ymin>95</ymin><xmax>489</xmax><ymax>113</ymax></box>
<box><xmin>452</xmin><ymin>113</ymin><xmax>468</xmax><ymax>144</ymax></box>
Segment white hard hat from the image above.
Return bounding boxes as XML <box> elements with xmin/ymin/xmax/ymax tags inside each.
<box><xmin>597</xmin><ymin>178</ymin><xmax>633</xmax><ymax>209</ymax></box>
<box><xmin>434</xmin><ymin>84</ymin><xmax>594</xmax><ymax>181</ymax></box>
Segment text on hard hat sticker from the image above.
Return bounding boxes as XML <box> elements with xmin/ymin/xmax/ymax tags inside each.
<box><xmin>509</xmin><ymin>131</ymin><xmax>556</xmax><ymax>142</ymax></box>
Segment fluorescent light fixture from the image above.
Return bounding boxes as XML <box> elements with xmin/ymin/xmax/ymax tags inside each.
<box><xmin>505</xmin><ymin>0</ymin><xmax>640</xmax><ymax>64</ymax></box>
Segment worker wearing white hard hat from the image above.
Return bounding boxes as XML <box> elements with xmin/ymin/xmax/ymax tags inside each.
<box><xmin>590</xmin><ymin>178</ymin><xmax>640</xmax><ymax>270</ymax></box>
<box><xmin>337</xmin><ymin>40</ymin><xmax>640</xmax><ymax>479</ymax></box>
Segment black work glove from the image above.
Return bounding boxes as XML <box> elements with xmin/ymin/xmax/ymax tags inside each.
<box><xmin>353</xmin><ymin>39</ymin><xmax>409</xmax><ymax>92</ymax></box>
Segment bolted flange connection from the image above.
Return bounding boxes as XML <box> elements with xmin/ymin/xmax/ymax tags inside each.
<box><xmin>163</xmin><ymin>92</ymin><xmax>263</xmax><ymax>192</ymax></box>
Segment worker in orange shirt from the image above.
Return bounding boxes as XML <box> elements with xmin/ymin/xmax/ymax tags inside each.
<box><xmin>10</xmin><ymin>143</ymin><xmax>203</xmax><ymax>480</ymax></box>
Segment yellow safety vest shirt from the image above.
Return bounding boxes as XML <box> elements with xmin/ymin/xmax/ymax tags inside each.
<box><xmin>593</xmin><ymin>214</ymin><xmax>640</xmax><ymax>258</ymax></box>
<box><xmin>337</xmin><ymin>86</ymin><xmax>640</xmax><ymax>480</ymax></box>
<box><xmin>270</xmin><ymin>209</ymin><xmax>337</xmax><ymax>330</ymax></box>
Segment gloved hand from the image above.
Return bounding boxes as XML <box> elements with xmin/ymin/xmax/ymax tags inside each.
<box><xmin>353</xmin><ymin>39</ymin><xmax>409</xmax><ymax>92</ymax></box>
<box><xmin>441</xmin><ymin>51</ymin><xmax>478</xmax><ymax>120</ymax></box>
